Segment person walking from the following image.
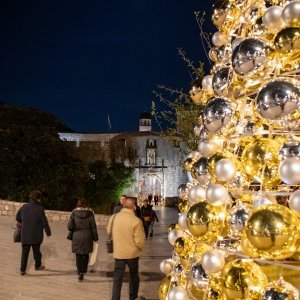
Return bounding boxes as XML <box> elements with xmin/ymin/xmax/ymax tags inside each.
<box><xmin>154</xmin><ymin>195</ymin><xmax>159</xmax><ymax>206</ymax></box>
<box><xmin>149</xmin><ymin>208</ymin><xmax>159</xmax><ymax>238</ymax></box>
<box><xmin>147</xmin><ymin>194</ymin><xmax>153</xmax><ymax>205</ymax></box>
<box><xmin>140</xmin><ymin>199</ymin><xmax>153</xmax><ymax>239</ymax></box>
<box><xmin>107</xmin><ymin>197</ymin><xmax>145</xmax><ymax>300</ymax></box>
<box><xmin>16</xmin><ymin>190</ymin><xmax>51</xmax><ymax>276</ymax></box>
<box><xmin>113</xmin><ymin>194</ymin><xmax>127</xmax><ymax>214</ymax></box>
<box><xmin>67</xmin><ymin>198</ymin><xmax>98</xmax><ymax>282</ymax></box>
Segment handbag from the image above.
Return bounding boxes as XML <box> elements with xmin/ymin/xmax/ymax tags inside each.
<box><xmin>89</xmin><ymin>241</ymin><xmax>99</xmax><ymax>266</ymax></box>
<box><xmin>13</xmin><ymin>224</ymin><xmax>21</xmax><ymax>243</ymax></box>
<box><xmin>67</xmin><ymin>231</ymin><xmax>73</xmax><ymax>240</ymax></box>
<box><xmin>106</xmin><ymin>214</ymin><xmax>117</xmax><ymax>253</ymax></box>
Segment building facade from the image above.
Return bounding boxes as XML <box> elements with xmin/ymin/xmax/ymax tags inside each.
<box><xmin>59</xmin><ymin>112</ymin><xmax>186</xmax><ymax>200</ymax></box>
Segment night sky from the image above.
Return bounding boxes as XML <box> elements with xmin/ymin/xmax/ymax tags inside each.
<box><xmin>0</xmin><ymin>0</ymin><xmax>215</xmax><ymax>132</ymax></box>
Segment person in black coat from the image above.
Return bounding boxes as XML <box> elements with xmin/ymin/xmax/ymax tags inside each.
<box><xmin>16</xmin><ymin>190</ymin><xmax>51</xmax><ymax>276</ymax></box>
<box><xmin>67</xmin><ymin>198</ymin><xmax>98</xmax><ymax>281</ymax></box>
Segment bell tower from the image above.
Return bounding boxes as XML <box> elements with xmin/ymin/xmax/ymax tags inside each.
<box><xmin>139</xmin><ymin>112</ymin><xmax>152</xmax><ymax>132</ymax></box>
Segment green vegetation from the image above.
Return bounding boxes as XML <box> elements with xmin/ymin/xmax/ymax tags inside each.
<box><xmin>0</xmin><ymin>104</ymin><xmax>134</xmax><ymax>213</ymax></box>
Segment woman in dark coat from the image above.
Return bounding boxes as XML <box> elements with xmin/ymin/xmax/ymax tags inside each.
<box><xmin>67</xmin><ymin>198</ymin><xmax>98</xmax><ymax>281</ymax></box>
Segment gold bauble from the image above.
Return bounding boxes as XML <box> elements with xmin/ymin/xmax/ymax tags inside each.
<box><xmin>275</xmin><ymin>27</ymin><xmax>300</xmax><ymax>58</ymax></box>
<box><xmin>174</xmin><ymin>237</ymin><xmax>186</xmax><ymax>255</ymax></box>
<box><xmin>241</xmin><ymin>138</ymin><xmax>281</xmax><ymax>187</ymax></box>
<box><xmin>208</xmin><ymin>152</ymin><xmax>227</xmax><ymax>178</ymax></box>
<box><xmin>207</xmin><ymin>275</ymin><xmax>225</xmax><ymax>300</ymax></box>
<box><xmin>158</xmin><ymin>276</ymin><xmax>175</xmax><ymax>300</ymax></box>
<box><xmin>180</xmin><ymin>252</ymin><xmax>191</xmax><ymax>270</ymax></box>
<box><xmin>187</xmin><ymin>202</ymin><xmax>226</xmax><ymax>241</ymax></box>
<box><xmin>244</xmin><ymin>204</ymin><xmax>299</xmax><ymax>260</ymax></box>
<box><xmin>178</xmin><ymin>200</ymin><xmax>190</xmax><ymax>213</ymax></box>
<box><xmin>184</xmin><ymin>157</ymin><xmax>195</xmax><ymax>172</ymax></box>
<box><xmin>221</xmin><ymin>259</ymin><xmax>268</xmax><ymax>300</ymax></box>
<box><xmin>168</xmin><ymin>223</ymin><xmax>178</xmax><ymax>233</ymax></box>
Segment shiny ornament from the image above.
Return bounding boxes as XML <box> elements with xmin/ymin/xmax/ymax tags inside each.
<box><xmin>216</xmin><ymin>45</ymin><xmax>232</xmax><ymax>64</ymax></box>
<box><xmin>191</xmin><ymin>157</ymin><xmax>211</xmax><ymax>185</ymax></box>
<box><xmin>282</xmin><ymin>1</ymin><xmax>300</xmax><ymax>26</ymax></box>
<box><xmin>229</xmin><ymin>202</ymin><xmax>251</xmax><ymax>237</ymax></box>
<box><xmin>168</xmin><ymin>223</ymin><xmax>177</xmax><ymax>233</ymax></box>
<box><xmin>256</xmin><ymin>79</ymin><xmax>300</xmax><ymax>125</ymax></box>
<box><xmin>241</xmin><ymin>138</ymin><xmax>281</xmax><ymax>186</ymax></box>
<box><xmin>178</xmin><ymin>184</ymin><xmax>189</xmax><ymax>200</ymax></box>
<box><xmin>201</xmin><ymin>249</ymin><xmax>226</xmax><ymax>274</ymax></box>
<box><xmin>252</xmin><ymin>194</ymin><xmax>277</xmax><ymax>208</ymax></box>
<box><xmin>261</xmin><ymin>278</ymin><xmax>299</xmax><ymax>300</ymax></box>
<box><xmin>228</xmin><ymin>172</ymin><xmax>250</xmax><ymax>198</ymax></box>
<box><xmin>189</xmin><ymin>151</ymin><xmax>201</xmax><ymax>162</ymax></box>
<box><xmin>212</xmin><ymin>67</ymin><xmax>232</xmax><ymax>96</ymax></box>
<box><xmin>263</xmin><ymin>6</ymin><xmax>285</xmax><ymax>31</ymax></box>
<box><xmin>174</xmin><ymin>263</ymin><xmax>184</xmax><ymax>275</ymax></box>
<box><xmin>202</xmin><ymin>98</ymin><xmax>233</xmax><ymax>135</ymax></box>
<box><xmin>168</xmin><ymin>287</ymin><xmax>189</xmax><ymax>300</ymax></box>
<box><xmin>184</xmin><ymin>157</ymin><xmax>195</xmax><ymax>172</ymax></box>
<box><xmin>206</xmin><ymin>183</ymin><xmax>230</xmax><ymax>206</ymax></box>
<box><xmin>160</xmin><ymin>259</ymin><xmax>175</xmax><ymax>275</ymax></box>
<box><xmin>191</xmin><ymin>263</ymin><xmax>209</xmax><ymax>289</ymax></box>
<box><xmin>209</xmin><ymin>47</ymin><xmax>218</xmax><ymax>62</ymax></box>
<box><xmin>275</xmin><ymin>27</ymin><xmax>300</xmax><ymax>56</ymax></box>
<box><xmin>194</xmin><ymin>124</ymin><xmax>202</xmax><ymax>137</ymax></box>
<box><xmin>231</xmin><ymin>37</ymin><xmax>243</xmax><ymax>51</ymax></box>
<box><xmin>168</xmin><ymin>228</ymin><xmax>184</xmax><ymax>246</ymax></box>
<box><xmin>212</xmin><ymin>0</ymin><xmax>230</xmax><ymax>27</ymax></box>
<box><xmin>178</xmin><ymin>212</ymin><xmax>188</xmax><ymax>230</ymax></box>
<box><xmin>221</xmin><ymin>259</ymin><xmax>268</xmax><ymax>300</ymax></box>
<box><xmin>186</xmin><ymin>202</ymin><xmax>226</xmax><ymax>241</ymax></box>
<box><xmin>178</xmin><ymin>200</ymin><xmax>190</xmax><ymax>213</ymax></box>
<box><xmin>188</xmin><ymin>185</ymin><xmax>206</xmax><ymax>205</ymax></box>
<box><xmin>289</xmin><ymin>189</ymin><xmax>300</xmax><ymax>216</ymax></box>
<box><xmin>279</xmin><ymin>157</ymin><xmax>300</xmax><ymax>184</ymax></box>
<box><xmin>198</xmin><ymin>138</ymin><xmax>218</xmax><ymax>158</ymax></box>
<box><xmin>279</xmin><ymin>142</ymin><xmax>300</xmax><ymax>160</ymax></box>
<box><xmin>212</xmin><ymin>31</ymin><xmax>227</xmax><ymax>47</ymax></box>
<box><xmin>158</xmin><ymin>276</ymin><xmax>175</xmax><ymax>300</ymax></box>
<box><xmin>232</xmin><ymin>38</ymin><xmax>267</xmax><ymax>76</ymax></box>
<box><xmin>174</xmin><ymin>237</ymin><xmax>186</xmax><ymax>255</ymax></box>
<box><xmin>202</xmin><ymin>75</ymin><xmax>214</xmax><ymax>92</ymax></box>
<box><xmin>244</xmin><ymin>204</ymin><xmax>299</xmax><ymax>259</ymax></box>
<box><xmin>215</xmin><ymin>158</ymin><xmax>236</xmax><ymax>181</ymax></box>
<box><xmin>208</xmin><ymin>152</ymin><xmax>227</xmax><ymax>177</ymax></box>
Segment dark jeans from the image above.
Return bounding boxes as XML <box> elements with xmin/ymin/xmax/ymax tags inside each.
<box><xmin>112</xmin><ymin>257</ymin><xmax>139</xmax><ymax>300</ymax></box>
<box><xmin>143</xmin><ymin>221</ymin><xmax>150</xmax><ymax>238</ymax></box>
<box><xmin>76</xmin><ymin>254</ymin><xmax>89</xmax><ymax>274</ymax></box>
<box><xmin>21</xmin><ymin>244</ymin><xmax>42</xmax><ymax>272</ymax></box>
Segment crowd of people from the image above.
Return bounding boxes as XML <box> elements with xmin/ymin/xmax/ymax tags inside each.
<box><xmin>15</xmin><ymin>190</ymin><xmax>160</xmax><ymax>300</ymax></box>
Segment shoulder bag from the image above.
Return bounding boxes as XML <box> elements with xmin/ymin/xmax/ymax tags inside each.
<box><xmin>106</xmin><ymin>214</ymin><xmax>117</xmax><ymax>253</ymax></box>
<box><xmin>13</xmin><ymin>224</ymin><xmax>22</xmax><ymax>243</ymax></box>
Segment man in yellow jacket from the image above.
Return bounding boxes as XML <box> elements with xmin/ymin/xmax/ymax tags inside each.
<box><xmin>107</xmin><ymin>197</ymin><xmax>145</xmax><ymax>300</ymax></box>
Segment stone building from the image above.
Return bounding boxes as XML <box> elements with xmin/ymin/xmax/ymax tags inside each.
<box><xmin>59</xmin><ymin>112</ymin><xmax>186</xmax><ymax>201</ymax></box>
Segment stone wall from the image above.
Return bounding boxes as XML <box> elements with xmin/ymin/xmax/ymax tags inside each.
<box><xmin>0</xmin><ymin>200</ymin><xmax>110</xmax><ymax>227</ymax></box>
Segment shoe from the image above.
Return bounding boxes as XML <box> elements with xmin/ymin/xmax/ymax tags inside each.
<box><xmin>35</xmin><ymin>265</ymin><xmax>45</xmax><ymax>271</ymax></box>
<box><xmin>78</xmin><ymin>273</ymin><xmax>84</xmax><ymax>282</ymax></box>
<box><xmin>20</xmin><ymin>271</ymin><xmax>26</xmax><ymax>276</ymax></box>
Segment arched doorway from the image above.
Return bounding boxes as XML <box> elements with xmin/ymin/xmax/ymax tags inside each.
<box><xmin>139</xmin><ymin>173</ymin><xmax>163</xmax><ymax>204</ymax></box>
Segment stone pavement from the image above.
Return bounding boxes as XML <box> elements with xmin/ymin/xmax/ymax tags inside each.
<box><xmin>1</xmin><ymin>207</ymin><xmax>178</xmax><ymax>300</ymax></box>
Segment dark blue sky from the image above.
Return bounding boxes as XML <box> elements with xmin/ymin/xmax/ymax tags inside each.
<box><xmin>0</xmin><ymin>0</ymin><xmax>214</xmax><ymax>132</ymax></box>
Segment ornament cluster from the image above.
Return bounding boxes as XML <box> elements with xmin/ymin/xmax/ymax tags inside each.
<box><xmin>159</xmin><ymin>0</ymin><xmax>300</xmax><ymax>299</ymax></box>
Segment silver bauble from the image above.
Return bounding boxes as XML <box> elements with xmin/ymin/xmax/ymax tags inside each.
<box><xmin>160</xmin><ymin>258</ymin><xmax>175</xmax><ymax>275</ymax></box>
<box><xmin>256</xmin><ymin>79</ymin><xmax>300</xmax><ymax>125</ymax></box>
<box><xmin>212</xmin><ymin>67</ymin><xmax>232</xmax><ymax>96</ymax></box>
<box><xmin>189</xmin><ymin>151</ymin><xmax>201</xmax><ymax>162</ymax></box>
<box><xmin>229</xmin><ymin>202</ymin><xmax>250</xmax><ymax>236</ymax></box>
<box><xmin>202</xmin><ymin>98</ymin><xmax>233</xmax><ymax>135</ymax></box>
<box><xmin>177</xmin><ymin>184</ymin><xmax>189</xmax><ymax>200</ymax></box>
<box><xmin>206</xmin><ymin>183</ymin><xmax>230</xmax><ymax>206</ymax></box>
<box><xmin>189</xmin><ymin>78</ymin><xmax>202</xmax><ymax>103</ymax></box>
<box><xmin>215</xmin><ymin>158</ymin><xmax>236</xmax><ymax>181</ymax></box>
<box><xmin>191</xmin><ymin>263</ymin><xmax>209</xmax><ymax>289</ymax></box>
<box><xmin>263</xmin><ymin>6</ymin><xmax>285</xmax><ymax>31</ymax></box>
<box><xmin>231</xmin><ymin>37</ymin><xmax>243</xmax><ymax>51</ymax></box>
<box><xmin>189</xmin><ymin>185</ymin><xmax>206</xmax><ymax>205</ymax></box>
<box><xmin>216</xmin><ymin>45</ymin><xmax>232</xmax><ymax>64</ymax></box>
<box><xmin>192</xmin><ymin>157</ymin><xmax>211</xmax><ymax>185</ymax></box>
<box><xmin>168</xmin><ymin>287</ymin><xmax>189</xmax><ymax>300</ymax></box>
<box><xmin>232</xmin><ymin>38</ymin><xmax>266</xmax><ymax>76</ymax></box>
<box><xmin>201</xmin><ymin>249</ymin><xmax>226</xmax><ymax>274</ymax></box>
<box><xmin>168</xmin><ymin>228</ymin><xmax>184</xmax><ymax>246</ymax></box>
<box><xmin>282</xmin><ymin>1</ymin><xmax>300</xmax><ymax>26</ymax></box>
<box><xmin>289</xmin><ymin>189</ymin><xmax>300</xmax><ymax>216</ymax></box>
<box><xmin>279</xmin><ymin>157</ymin><xmax>300</xmax><ymax>184</ymax></box>
<box><xmin>212</xmin><ymin>31</ymin><xmax>227</xmax><ymax>47</ymax></box>
<box><xmin>202</xmin><ymin>75</ymin><xmax>214</xmax><ymax>91</ymax></box>
<box><xmin>279</xmin><ymin>142</ymin><xmax>300</xmax><ymax>160</ymax></box>
<box><xmin>174</xmin><ymin>263</ymin><xmax>184</xmax><ymax>274</ymax></box>
<box><xmin>198</xmin><ymin>139</ymin><xmax>218</xmax><ymax>158</ymax></box>
<box><xmin>178</xmin><ymin>212</ymin><xmax>188</xmax><ymax>229</ymax></box>
<box><xmin>212</xmin><ymin>0</ymin><xmax>229</xmax><ymax>27</ymax></box>
<box><xmin>209</xmin><ymin>47</ymin><xmax>218</xmax><ymax>62</ymax></box>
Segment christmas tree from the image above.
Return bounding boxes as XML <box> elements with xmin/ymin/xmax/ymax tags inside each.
<box><xmin>159</xmin><ymin>0</ymin><xmax>300</xmax><ymax>299</ymax></box>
